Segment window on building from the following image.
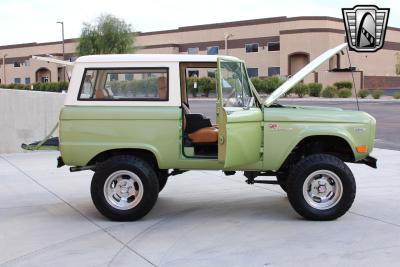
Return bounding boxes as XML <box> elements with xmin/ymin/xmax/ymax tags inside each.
<box><xmin>187</xmin><ymin>47</ymin><xmax>199</xmax><ymax>54</ymax></box>
<box><xmin>25</xmin><ymin>77</ymin><xmax>31</xmax><ymax>84</ymax></box>
<box><xmin>109</xmin><ymin>73</ymin><xmax>118</xmax><ymax>81</ymax></box>
<box><xmin>247</xmin><ymin>68</ymin><xmax>259</xmax><ymax>77</ymax></box>
<box><xmin>268</xmin><ymin>67</ymin><xmax>280</xmax><ymax>76</ymax></box>
<box><xmin>14</xmin><ymin>78</ymin><xmax>21</xmax><ymax>84</ymax></box>
<box><xmin>207</xmin><ymin>46</ymin><xmax>219</xmax><ymax>55</ymax></box>
<box><xmin>268</xmin><ymin>42</ymin><xmax>280</xmax><ymax>51</ymax></box>
<box><xmin>14</xmin><ymin>62</ymin><xmax>21</xmax><ymax>67</ymax></box>
<box><xmin>188</xmin><ymin>70</ymin><xmax>199</xmax><ymax>77</ymax></box>
<box><xmin>245</xmin><ymin>43</ymin><xmax>259</xmax><ymax>53</ymax></box>
<box><xmin>125</xmin><ymin>73</ymin><xmax>134</xmax><ymax>81</ymax></box>
<box><xmin>207</xmin><ymin>70</ymin><xmax>216</xmax><ymax>78</ymax></box>
<box><xmin>79</xmin><ymin>68</ymin><xmax>169</xmax><ymax>101</ymax></box>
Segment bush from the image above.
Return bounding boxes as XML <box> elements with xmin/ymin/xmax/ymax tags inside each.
<box><xmin>197</xmin><ymin>77</ymin><xmax>216</xmax><ymax>97</ymax></box>
<box><xmin>250</xmin><ymin>78</ymin><xmax>263</xmax><ymax>92</ymax></box>
<box><xmin>358</xmin><ymin>89</ymin><xmax>369</xmax><ymax>99</ymax></box>
<box><xmin>334</xmin><ymin>81</ymin><xmax>353</xmax><ymax>89</ymax></box>
<box><xmin>322</xmin><ymin>86</ymin><xmax>337</xmax><ymax>98</ymax></box>
<box><xmin>337</xmin><ymin>88</ymin><xmax>352</xmax><ymax>98</ymax></box>
<box><xmin>3</xmin><ymin>81</ymin><xmax>68</xmax><ymax>92</ymax></box>
<box><xmin>394</xmin><ymin>92</ymin><xmax>400</xmax><ymax>99</ymax></box>
<box><xmin>293</xmin><ymin>83</ymin><xmax>309</xmax><ymax>98</ymax></box>
<box><xmin>263</xmin><ymin>76</ymin><xmax>284</xmax><ymax>94</ymax></box>
<box><xmin>372</xmin><ymin>89</ymin><xmax>384</xmax><ymax>99</ymax></box>
<box><xmin>308</xmin><ymin>83</ymin><xmax>323</xmax><ymax>97</ymax></box>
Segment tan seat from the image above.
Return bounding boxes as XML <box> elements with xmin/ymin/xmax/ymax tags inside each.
<box><xmin>188</xmin><ymin>127</ymin><xmax>218</xmax><ymax>143</ymax></box>
<box><xmin>182</xmin><ymin>103</ymin><xmax>218</xmax><ymax>144</ymax></box>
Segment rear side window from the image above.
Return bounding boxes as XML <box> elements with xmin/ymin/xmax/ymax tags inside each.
<box><xmin>78</xmin><ymin>68</ymin><xmax>168</xmax><ymax>101</ymax></box>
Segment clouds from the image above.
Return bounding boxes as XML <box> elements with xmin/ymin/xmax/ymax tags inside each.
<box><xmin>0</xmin><ymin>0</ymin><xmax>398</xmax><ymax>46</ymax></box>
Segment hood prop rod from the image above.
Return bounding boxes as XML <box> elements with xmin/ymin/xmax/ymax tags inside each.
<box><xmin>346</xmin><ymin>48</ymin><xmax>360</xmax><ymax>111</ymax></box>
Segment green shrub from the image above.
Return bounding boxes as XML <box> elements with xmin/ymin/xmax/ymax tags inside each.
<box><xmin>4</xmin><ymin>81</ymin><xmax>68</xmax><ymax>92</ymax></box>
<box><xmin>322</xmin><ymin>86</ymin><xmax>337</xmax><ymax>98</ymax></box>
<box><xmin>394</xmin><ymin>92</ymin><xmax>400</xmax><ymax>99</ymax></box>
<box><xmin>16</xmin><ymin>84</ymin><xmax>26</xmax><ymax>90</ymax></box>
<box><xmin>372</xmin><ymin>89</ymin><xmax>384</xmax><ymax>99</ymax></box>
<box><xmin>334</xmin><ymin>81</ymin><xmax>353</xmax><ymax>89</ymax></box>
<box><xmin>263</xmin><ymin>76</ymin><xmax>284</xmax><ymax>94</ymax></box>
<box><xmin>250</xmin><ymin>78</ymin><xmax>263</xmax><ymax>92</ymax></box>
<box><xmin>293</xmin><ymin>83</ymin><xmax>309</xmax><ymax>98</ymax></box>
<box><xmin>308</xmin><ymin>83</ymin><xmax>323</xmax><ymax>97</ymax></box>
<box><xmin>197</xmin><ymin>77</ymin><xmax>216</xmax><ymax>97</ymax></box>
<box><xmin>337</xmin><ymin>88</ymin><xmax>352</xmax><ymax>98</ymax></box>
<box><xmin>358</xmin><ymin>89</ymin><xmax>369</xmax><ymax>99</ymax></box>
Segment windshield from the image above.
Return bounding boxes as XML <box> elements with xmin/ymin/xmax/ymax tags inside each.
<box><xmin>219</xmin><ymin>60</ymin><xmax>253</xmax><ymax>107</ymax></box>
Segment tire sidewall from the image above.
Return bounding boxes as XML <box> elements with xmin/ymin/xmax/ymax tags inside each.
<box><xmin>91</xmin><ymin>156</ymin><xmax>159</xmax><ymax>221</ymax></box>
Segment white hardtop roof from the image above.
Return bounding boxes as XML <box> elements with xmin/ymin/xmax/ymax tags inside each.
<box><xmin>75</xmin><ymin>54</ymin><xmax>237</xmax><ymax>64</ymax></box>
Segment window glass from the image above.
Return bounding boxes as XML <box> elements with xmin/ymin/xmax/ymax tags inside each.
<box><xmin>268</xmin><ymin>42</ymin><xmax>280</xmax><ymax>51</ymax></box>
<box><xmin>245</xmin><ymin>43</ymin><xmax>259</xmax><ymax>53</ymax></box>
<box><xmin>268</xmin><ymin>67</ymin><xmax>280</xmax><ymax>76</ymax></box>
<box><xmin>79</xmin><ymin>68</ymin><xmax>168</xmax><ymax>101</ymax></box>
<box><xmin>14</xmin><ymin>78</ymin><xmax>21</xmax><ymax>84</ymax></box>
<box><xmin>187</xmin><ymin>47</ymin><xmax>199</xmax><ymax>54</ymax></box>
<box><xmin>207</xmin><ymin>46</ymin><xmax>219</xmax><ymax>55</ymax></box>
<box><xmin>219</xmin><ymin>61</ymin><xmax>252</xmax><ymax>107</ymax></box>
<box><xmin>247</xmin><ymin>68</ymin><xmax>258</xmax><ymax>77</ymax></box>
<box><xmin>25</xmin><ymin>77</ymin><xmax>31</xmax><ymax>84</ymax></box>
<box><xmin>14</xmin><ymin>62</ymin><xmax>21</xmax><ymax>68</ymax></box>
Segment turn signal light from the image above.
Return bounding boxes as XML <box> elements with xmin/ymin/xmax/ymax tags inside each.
<box><xmin>356</xmin><ymin>145</ymin><xmax>368</xmax><ymax>153</ymax></box>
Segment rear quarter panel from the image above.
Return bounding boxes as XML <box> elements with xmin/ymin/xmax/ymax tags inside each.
<box><xmin>60</xmin><ymin>106</ymin><xmax>181</xmax><ymax>167</ymax></box>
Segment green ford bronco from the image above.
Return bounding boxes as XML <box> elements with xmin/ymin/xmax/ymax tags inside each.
<box><xmin>24</xmin><ymin>43</ymin><xmax>377</xmax><ymax>221</ymax></box>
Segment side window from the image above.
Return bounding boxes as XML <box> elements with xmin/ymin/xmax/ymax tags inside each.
<box><xmin>78</xmin><ymin>68</ymin><xmax>168</xmax><ymax>101</ymax></box>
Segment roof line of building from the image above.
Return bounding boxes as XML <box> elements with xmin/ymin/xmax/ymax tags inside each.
<box><xmin>0</xmin><ymin>16</ymin><xmax>399</xmax><ymax>50</ymax></box>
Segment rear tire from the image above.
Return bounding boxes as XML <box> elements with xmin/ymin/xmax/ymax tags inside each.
<box><xmin>286</xmin><ymin>154</ymin><xmax>356</xmax><ymax>221</ymax></box>
<box><xmin>90</xmin><ymin>155</ymin><xmax>159</xmax><ymax>221</ymax></box>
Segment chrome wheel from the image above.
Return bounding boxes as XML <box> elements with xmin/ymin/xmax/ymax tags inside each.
<box><xmin>103</xmin><ymin>170</ymin><xmax>144</xmax><ymax>210</ymax></box>
<box><xmin>302</xmin><ymin>170</ymin><xmax>343</xmax><ymax>210</ymax></box>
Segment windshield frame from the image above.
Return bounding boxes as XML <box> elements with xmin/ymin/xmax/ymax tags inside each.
<box><xmin>217</xmin><ymin>56</ymin><xmax>261</xmax><ymax>109</ymax></box>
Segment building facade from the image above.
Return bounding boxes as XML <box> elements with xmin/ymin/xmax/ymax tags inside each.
<box><xmin>1</xmin><ymin>16</ymin><xmax>400</xmax><ymax>90</ymax></box>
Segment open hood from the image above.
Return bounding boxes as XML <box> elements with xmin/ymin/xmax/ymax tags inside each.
<box><xmin>264</xmin><ymin>43</ymin><xmax>348</xmax><ymax>107</ymax></box>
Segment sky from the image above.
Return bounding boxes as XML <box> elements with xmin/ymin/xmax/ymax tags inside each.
<box><xmin>0</xmin><ymin>0</ymin><xmax>398</xmax><ymax>46</ymax></box>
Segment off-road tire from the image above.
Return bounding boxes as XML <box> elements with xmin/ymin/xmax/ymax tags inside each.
<box><xmin>287</xmin><ymin>154</ymin><xmax>356</xmax><ymax>221</ymax></box>
<box><xmin>158</xmin><ymin>170</ymin><xmax>169</xmax><ymax>192</ymax></box>
<box><xmin>276</xmin><ymin>173</ymin><xmax>288</xmax><ymax>192</ymax></box>
<box><xmin>91</xmin><ymin>155</ymin><xmax>159</xmax><ymax>221</ymax></box>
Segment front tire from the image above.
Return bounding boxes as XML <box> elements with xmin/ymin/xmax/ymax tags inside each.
<box><xmin>287</xmin><ymin>154</ymin><xmax>356</xmax><ymax>221</ymax></box>
<box><xmin>90</xmin><ymin>155</ymin><xmax>159</xmax><ymax>221</ymax></box>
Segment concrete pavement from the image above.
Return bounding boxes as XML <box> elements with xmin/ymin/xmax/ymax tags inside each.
<box><xmin>0</xmin><ymin>149</ymin><xmax>399</xmax><ymax>266</ymax></box>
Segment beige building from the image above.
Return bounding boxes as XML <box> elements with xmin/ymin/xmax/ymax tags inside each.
<box><xmin>1</xmin><ymin>16</ymin><xmax>400</xmax><ymax>91</ymax></box>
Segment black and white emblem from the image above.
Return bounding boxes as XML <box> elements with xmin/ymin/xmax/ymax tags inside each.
<box><xmin>342</xmin><ymin>5</ymin><xmax>390</xmax><ymax>52</ymax></box>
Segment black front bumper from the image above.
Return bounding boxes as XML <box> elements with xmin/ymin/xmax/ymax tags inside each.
<box><xmin>356</xmin><ymin>156</ymin><xmax>377</xmax><ymax>168</ymax></box>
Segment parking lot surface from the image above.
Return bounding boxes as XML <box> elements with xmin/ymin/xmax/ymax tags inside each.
<box><xmin>0</xmin><ymin>149</ymin><xmax>399</xmax><ymax>266</ymax></box>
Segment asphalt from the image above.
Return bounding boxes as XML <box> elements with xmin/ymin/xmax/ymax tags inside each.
<box><xmin>189</xmin><ymin>99</ymin><xmax>400</xmax><ymax>150</ymax></box>
<box><xmin>0</xmin><ymin>149</ymin><xmax>399</xmax><ymax>266</ymax></box>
